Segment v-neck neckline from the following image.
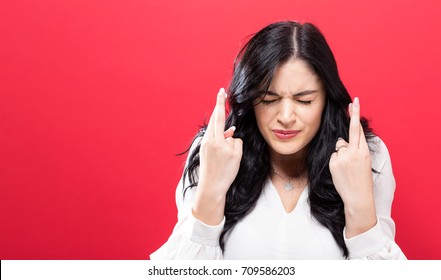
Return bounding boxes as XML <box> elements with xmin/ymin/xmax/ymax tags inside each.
<box><xmin>267</xmin><ymin>179</ymin><xmax>308</xmax><ymax>215</ymax></box>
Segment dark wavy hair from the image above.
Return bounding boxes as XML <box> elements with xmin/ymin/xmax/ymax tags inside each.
<box><xmin>182</xmin><ymin>21</ymin><xmax>374</xmax><ymax>258</ymax></box>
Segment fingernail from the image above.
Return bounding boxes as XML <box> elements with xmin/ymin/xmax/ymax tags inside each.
<box><xmin>354</xmin><ymin>97</ymin><xmax>359</xmax><ymax>107</ymax></box>
<box><xmin>230</xmin><ymin>126</ymin><xmax>236</xmax><ymax>131</ymax></box>
<box><xmin>349</xmin><ymin>103</ymin><xmax>352</xmax><ymax>112</ymax></box>
<box><xmin>338</xmin><ymin>137</ymin><xmax>343</xmax><ymax>141</ymax></box>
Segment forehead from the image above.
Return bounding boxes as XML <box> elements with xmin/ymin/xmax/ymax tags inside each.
<box><xmin>269</xmin><ymin>58</ymin><xmax>322</xmax><ymax>92</ymax></box>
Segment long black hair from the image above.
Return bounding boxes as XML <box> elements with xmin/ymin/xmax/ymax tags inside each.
<box><xmin>182</xmin><ymin>21</ymin><xmax>374</xmax><ymax>258</ymax></box>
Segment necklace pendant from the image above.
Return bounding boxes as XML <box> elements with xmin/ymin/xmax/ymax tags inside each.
<box><xmin>283</xmin><ymin>181</ymin><xmax>294</xmax><ymax>191</ymax></box>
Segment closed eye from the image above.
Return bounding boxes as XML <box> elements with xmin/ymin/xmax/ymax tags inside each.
<box><xmin>297</xmin><ymin>100</ymin><xmax>313</xmax><ymax>105</ymax></box>
<box><xmin>260</xmin><ymin>99</ymin><xmax>278</xmax><ymax>105</ymax></box>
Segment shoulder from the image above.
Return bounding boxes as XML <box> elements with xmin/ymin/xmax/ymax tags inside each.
<box><xmin>368</xmin><ymin>136</ymin><xmax>396</xmax><ymax>193</ymax></box>
<box><xmin>185</xmin><ymin>136</ymin><xmax>203</xmax><ymax>165</ymax></box>
<box><xmin>177</xmin><ymin>136</ymin><xmax>203</xmax><ymax>205</ymax></box>
<box><xmin>368</xmin><ymin>136</ymin><xmax>392</xmax><ymax>172</ymax></box>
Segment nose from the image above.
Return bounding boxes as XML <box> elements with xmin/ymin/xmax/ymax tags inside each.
<box><xmin>277</xmin><ymin>99</ymin><xmax>296</xmax><ymax>126</ymax></box>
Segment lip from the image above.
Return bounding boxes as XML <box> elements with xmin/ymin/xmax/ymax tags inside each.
<box><xmin>272</xmin><ymin>129</ymin><xmax>300</xmax><ymax>140</ymax></box>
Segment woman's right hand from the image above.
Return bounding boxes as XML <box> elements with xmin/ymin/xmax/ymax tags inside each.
<box><xmin>192</xmin><ymin>88</ymin><xmax>243</xmax><ymax>225</ymax></box>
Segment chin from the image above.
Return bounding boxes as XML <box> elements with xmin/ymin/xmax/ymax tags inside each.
<box><xmin>270</xmin><ymin>144</ymin><xmax>304</xmax><ymax>156</ymax></box>
<box><xmin>275</xmin><ymin>150</ymin><xmax>302</xmax><ymax>156</ymax></box>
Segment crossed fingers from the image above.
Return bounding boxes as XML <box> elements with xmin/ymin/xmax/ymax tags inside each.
<box><xmin>334</xmin><ymin>97</ymin><xmax>368</xmax><ymax>154</ymax></box>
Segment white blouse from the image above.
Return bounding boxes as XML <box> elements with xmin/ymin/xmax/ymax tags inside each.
<box><xmin>150</xmin><ymin>137</ymin><xmax>406</xmax><ymax>260</ymax></box>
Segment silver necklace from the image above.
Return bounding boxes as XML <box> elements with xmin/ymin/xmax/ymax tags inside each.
<box><xmin>273</xmin><ymin>169</ymin><xmax>294</xmax><ymax>191</ymax></box>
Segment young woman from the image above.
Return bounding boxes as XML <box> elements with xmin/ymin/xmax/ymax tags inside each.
<box><xmin>150</xmin><ymin>21</ymin><xmax>406</xmax><ymax>259</ymax></box>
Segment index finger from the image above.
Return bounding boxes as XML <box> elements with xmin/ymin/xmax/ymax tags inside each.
<box><xmin>349</xmin><ymin>97</ymin><xmax>361</xmax><ymax>148</ymax></box>
<box><xmin>214</xmin><ymin>88</ymin><xmax>227</xmax><ymax>138</ymax></box>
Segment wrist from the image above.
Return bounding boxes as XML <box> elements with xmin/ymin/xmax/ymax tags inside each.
<box><xmin>344</xmin><ymin>199</ymin><xmax>377</xmax><ymax>238</ymax></box>
<box><xmin>341</xmin><ymin>188</ymin><xmax>375</xmax><ymax>212</ymax></box>
<box><xmin>192</xmin><ymin>186</ymin><xmax>226</xmax><ymax>226</ymax></box>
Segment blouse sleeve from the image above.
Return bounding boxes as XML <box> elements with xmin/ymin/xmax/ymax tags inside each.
<box><xmin>344</xmin><ymin>137</ymin><xmax>407</xmax><ymax>259</ymax></box>
<box><xmin>149</xmin><ymin>138</ymin><xmax>225</xmax><ymax>260</ymax></box>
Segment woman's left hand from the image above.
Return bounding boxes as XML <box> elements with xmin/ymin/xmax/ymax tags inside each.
<box><xmin>329</xmin><ymin>97</ymin><xmax>377</xmax><ymax>238</ymax></box>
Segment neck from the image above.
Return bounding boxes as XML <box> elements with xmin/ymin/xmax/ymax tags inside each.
<box><xmin>270</xmin><ymin>149</ymin><xmax>307</xmax><ymax>179</ymax></box>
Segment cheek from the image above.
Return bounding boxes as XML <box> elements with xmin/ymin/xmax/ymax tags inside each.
<box><xmin>299</xmin><ymin>107</ymin><xmax>323</xmax><ymax>129</ymax></box>
<box><xmin>254</xmin><ymin>107</ymin><xmax>272</xmax><ymax>127</ymax></box>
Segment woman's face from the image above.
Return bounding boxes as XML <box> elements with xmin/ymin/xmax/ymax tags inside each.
<box><xmin>254</xmin><ymin>58</ymin><xmax>326</xmax><ymax>158</ymax></box>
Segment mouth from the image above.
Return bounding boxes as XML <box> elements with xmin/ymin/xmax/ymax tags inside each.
<box><xmin>272</xmin><ymin>129</ymin><xmax>300</xmax><ymax>140</ymax></box>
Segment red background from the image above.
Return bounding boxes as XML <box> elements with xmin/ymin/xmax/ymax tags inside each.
<box><xmin>1</xmin><ymin>0</ymin><xmax>440</xmax><ymax>260</ymax></box>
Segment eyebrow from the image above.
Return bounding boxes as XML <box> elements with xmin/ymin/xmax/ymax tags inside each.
<box><xmin>262</xmin><ymin>89</ymin><xmax>319</xmax><ymax>97</ymax></box>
